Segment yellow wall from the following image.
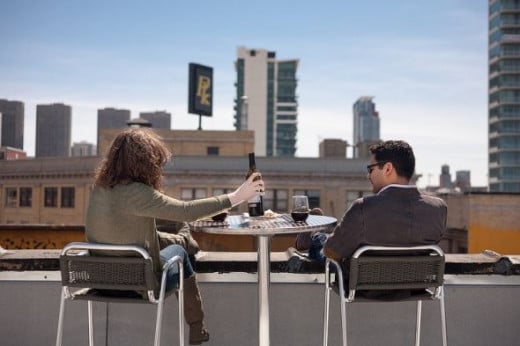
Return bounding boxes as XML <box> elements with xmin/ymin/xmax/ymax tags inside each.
<box><xmin>467</xmin><ymin>194</ymin><xmax>520</xmax><ymax>255</ymax></box>
<box><xmin>99</xmin><ymin>128</ymin><xmax>255</xmax><ymax>157</ymax></box>
<box><xmin>0</xmin><ymin>225</ymin><xmax>296</xmax><ymax>252</ymax></box>
<box><xmin>0</xmin><ymin>227</ymin><xmax>84</xmax><ymax>249</ymax></box>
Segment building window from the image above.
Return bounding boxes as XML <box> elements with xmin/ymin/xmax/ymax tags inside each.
<box><xmin>207</xmin><ymin>146</ymin><xmax>219</xmax><ymax>155</ymax></box>
<box><xmin>61</xmin><ymin>187</ymin><xmax>75</xmax><ymax>208</ymax></box>
<box><xmin>263</xmin><ymin>189</ymin><xmax>288</xmax><ymax>212</ymax></box>
<box><xmin>44</xmin><ymin>187</ymin><xmax>58</xmax><ymax>207</ymax></box>
<box><xmin>19</xmin><ymin>187</ymin><xmax>32</xmax><ymax>207</ymax></box>
<box><xmin>293</xmin><ymin>189</ymin><xmax>321</xmax><ymax>209</ymax></box>
<box><xmin>181</xmin><ymin>188</ymin><xmax>207</xmax><ymax>200</ymax></box>
<box><xmin>5</xmin><ymin>188</ymin><xmax>17</xmax><ymax>208</ymax></box>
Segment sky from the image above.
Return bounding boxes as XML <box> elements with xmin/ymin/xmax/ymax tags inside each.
<box><xmin>0</xmin><ymin>0</ymin><xmax>488</xmax><ymax>188</ymax></box>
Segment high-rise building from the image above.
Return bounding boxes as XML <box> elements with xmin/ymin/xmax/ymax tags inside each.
<box><xmin>353</xmin><ymin>97</ymin><xmax>380</xmax><ymax>158</ymax></box>
<box><xmin>0</xmin><ymin>99</ymin><xmax>24</xmax><ymax>150</ymax></box>
<box><xmin>234</xmin><ymin>46</ymin><xmax>299</xmax><ymax>157</ymax></box>
<box><xmin>489</xmin><ymin>0</ymin><xmax>520</xmax><ymax>192</ymax></box>
<box><xmin>455</xmin><ymin>170</ymin><xmax>471</xmax><ymax>192</ymax></box>
<box><xmin>35</xmin><ymin>103</ymin><xmax>71</xmax><ymax>157</ymax></box>
<box><xmin>439</xmin><ymin>164</ymin><xmax>453</xmax><ymax>189</ymax></box>
<box><xmin>71</xmin><ymin>141</ymin><xmax>96</xmax><ymax>157</ymax></box>
<box><xmin>139</xmin><ymin>111</ymin><xmax>171</xmax><ymax>129</ymax></box>
<box><xmin>97</xmin><ymin>107</ymin><xmax>130</xmax><ymax>154</ymax></box>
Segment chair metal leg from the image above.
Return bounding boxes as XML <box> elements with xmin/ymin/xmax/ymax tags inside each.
<box><xmin>340</xmin><ymin>298</ymin><xmax>347</xmax><ymax>346</ymax></box>
<box><xmin>322</xmin><ymin>283</ymin><xmax>330</xmax><ymax>346</ymax></box>
<box><xmin>415</xmin><ymin>300</ymin><xmax>422</xmax><ymax>346</ymax></box>
<box><xmin>440</xmin><ymin>288</ymin><xmax>447</xmax><ymax>346</ymax></box>
<box><xmin>178</xmin><ymin>279</ymin><xmax>185</xmax><ymax>346</ymax></box>
<box><xmin>155</xmin><ymin>300</ymin><xmax>164</xmax><ymax>346</ymax></box>
<box><xmin>88</xmin><ymin>300</ymin><xmax>94</xmax><ymax>346</ymax></box>
<box><xmin>55</xmin><ymin>287</ymin><xmax>67</xmax><ymax>346</ymax></box>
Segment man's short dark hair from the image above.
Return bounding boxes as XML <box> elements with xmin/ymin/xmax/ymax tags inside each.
<box><xmin>369</xmin><ymin>140</ymin><xmax>415</xmax><ymax>180</ymax></box>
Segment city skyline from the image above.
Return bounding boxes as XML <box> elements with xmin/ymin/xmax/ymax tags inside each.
<box><xmin>0</xmin><ymin>0</ymin><xmax>487</xmax><ymax>187</ymax></box>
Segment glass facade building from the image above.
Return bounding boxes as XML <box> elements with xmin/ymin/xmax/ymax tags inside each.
<box><xmin>489</xmin><ymin>0</ymin><xmax>520</xmax><ymax>192</ymax></box>
<box><xmin>234</xmin><ymin>47</ymin><xmax>298</xmax><ymax>157</ymax></box>
<box><xmin>352</xmin><ymin>97</ymin><xmax>380</xmax><ymax>158</ymax></box>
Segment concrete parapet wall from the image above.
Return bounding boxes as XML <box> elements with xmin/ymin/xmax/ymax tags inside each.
<box><xmin>0</xmin><ymin>270</ymin><xmax>519</xmax><ymax>346</ymax></box>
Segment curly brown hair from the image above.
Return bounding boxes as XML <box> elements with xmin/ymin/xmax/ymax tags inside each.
<box><xmin>93</xmin><ymin>128</ymin><xmax>171</xmax><ymax>190</ymax></box>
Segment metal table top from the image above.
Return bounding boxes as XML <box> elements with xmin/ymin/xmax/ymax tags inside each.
<box><xmin>189</xmin><ymin>214</ymin><xmax>337</xmax><ymax>236</ymax></box>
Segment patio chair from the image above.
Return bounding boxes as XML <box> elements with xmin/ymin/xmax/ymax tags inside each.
<box><xmin>322</xmin><ymin>245</ymin><xmax>447</xmax><ymax>346</ymax></box>
<box><xmin>56</xmin><ymin>241</ymin><xmax>185</xmax><ymax>346</ymax></box>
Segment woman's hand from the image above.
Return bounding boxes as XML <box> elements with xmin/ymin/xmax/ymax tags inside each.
<box><xmin>228</xmin><ymin>172</ymin><xmax>265</xmax><ymax>206</ymax></box>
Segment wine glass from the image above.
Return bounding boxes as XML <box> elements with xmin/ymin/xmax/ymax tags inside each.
<box><xmin>291</xmin><ymin>195</ymin><xmax>310</xmax><ymax>222</ymax></box>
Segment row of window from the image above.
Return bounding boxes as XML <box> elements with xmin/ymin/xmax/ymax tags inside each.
<box><xmin>4</xmin><ymin>186</ymin><xmax>370</xmax><ymax>213</ymax></box>
<box><xmin>181</xmin><ymin>187</ymin><xmax>321</xmax><ymax>212</ymax></box>
<box><xmin>180</xmin><ymin>188</ymin><xmax>368</xmax><ymax>212</ymax></box>
<box><xmin>490</xmin><ymin>105</ymin><xmax>520</xmax><ymax>118</ymax></box>
<box><xmin>4</xmin><ymin>187</ymin><xmax>75</xmax><ymax>208</ymax></box>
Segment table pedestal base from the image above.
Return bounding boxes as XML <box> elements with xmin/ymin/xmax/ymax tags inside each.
<box><xmin>257</xmin><ymin>235</ymin><xmax>271</xmax><ymax>346</ymax></box>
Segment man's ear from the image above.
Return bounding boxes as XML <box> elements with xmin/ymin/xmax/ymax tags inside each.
<box><xmin>384</xmin><ymin>162</ymin><xmax>394</xmax><ymax>176</ymax></box>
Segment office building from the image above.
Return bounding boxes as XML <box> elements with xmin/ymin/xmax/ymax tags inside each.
<box><xmin>71</xmin><ymin>141</ymin><xmax>96</xmax><ymax>157</ymax></box>
<box><xmin>489</xmin><ymin>0</ymin><xmax>520</xmax><ymax>192</ymax></box>
<box><xmin>439</xmin><ymin>164</ymin><xmax>453</xmax><ymax>189</ymax></box>
<box><xmin>319</xmin><ymin>139</ymin><xmax>348</xmax><ymax>158</ymax></box>
<box><xmin>455</xmin><ymin>170</ymin><xmax>471</xmax><ymax>192</ymax></box>
<box><xmin>35</xmin><ymin>103</ymin><xmax>71</xmax><ymax>158</ymax></box>
<box><xmin>353</xmin><ymin>97</ymin><xmax>380</xmax><ymax>158</ymax></box>
<box><xmin>0</xmin><ymin>146</ymin><xmax>27</xmax><ymax>160</ymax></box>
<box><xmin>139</xmin><ymin>111</ymin><xmax>171</xmax><ymax>129</ymax></box>
<box><xmin>0</xmin><ymin>99</ymin><xmax>24</xmax><ymax>150</ymax></box>
<box><xmin>234</xmin><ymin>46</ymin><xmax>299</xmax><ymax>157</ymax></box>
<box><xmin>97</xmin><ymin>107</ymin><xmax>130</xmax><ymax>154</ymax></box>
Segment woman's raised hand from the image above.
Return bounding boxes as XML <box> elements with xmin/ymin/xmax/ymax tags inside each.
<box><xmin>228</xmin><ymin>172</ymin><xmax>265</xmax><ymax>206</ymax></box>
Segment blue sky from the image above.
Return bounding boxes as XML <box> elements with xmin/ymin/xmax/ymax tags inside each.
<box><xmin>0</xmin><ymin>0</ymin><xmax>488</xmax><ymax>187</ymax></box>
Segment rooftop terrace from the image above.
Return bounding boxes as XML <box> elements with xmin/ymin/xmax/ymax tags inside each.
<box><xmin>1</xmin><ymin>249</ymin><xmax>519</xmax><ymax>345</ymax></box>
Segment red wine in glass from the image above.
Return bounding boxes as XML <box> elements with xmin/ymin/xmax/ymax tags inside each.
<box><xmin>291</xmin><ymin>211</ymin><xmax>309</xmax><ymax>222</ymax></box>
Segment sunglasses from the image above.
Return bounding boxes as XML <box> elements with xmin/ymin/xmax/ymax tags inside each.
<box><xmin>366</xmin><ymin>161</ymin><xmax>389</xmax><ymax>174</ymax></box>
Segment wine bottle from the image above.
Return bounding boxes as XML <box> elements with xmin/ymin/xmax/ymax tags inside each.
<box><xmin>246</xmin><ymin>152</ymin><xmax>264</xmax><ymax>216</ymax></box>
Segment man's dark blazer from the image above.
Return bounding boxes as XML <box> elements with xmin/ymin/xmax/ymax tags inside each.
<box><xmin>324</xmin><ymin>185</ymin><xmax>447</xmax><ymax>261</ymax></box>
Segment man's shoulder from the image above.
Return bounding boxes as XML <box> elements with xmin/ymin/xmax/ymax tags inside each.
<box><xmin>418</xmin><ymin>191</ymin><xmax>447</xmax><ymax>207</ymax></box>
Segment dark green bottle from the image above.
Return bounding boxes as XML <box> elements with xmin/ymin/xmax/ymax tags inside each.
<box><xmin>246</xmin><ymin>152</ymin><xmax>264</xmax><ymax>216</ymax></box>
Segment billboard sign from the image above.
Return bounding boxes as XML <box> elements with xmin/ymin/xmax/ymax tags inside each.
<box><xmin>188</xmin><ymin>63</ymin><xmax>213</xmax><ymax>116</ymax></box>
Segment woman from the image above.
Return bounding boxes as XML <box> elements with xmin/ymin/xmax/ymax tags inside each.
<box><xmin>85</xmin><ymin>128</ymin><xmax>264</xmax><ymax>345</ymax></box>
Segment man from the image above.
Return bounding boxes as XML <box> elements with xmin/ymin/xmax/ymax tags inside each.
<box><xmin>324</xmin><ymin>140</ymin><xmax>447</xmax><ymax>264</ymax></box>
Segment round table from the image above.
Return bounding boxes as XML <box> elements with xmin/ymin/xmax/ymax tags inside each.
<box><xmin>189</xmin><ymin>214</ymin><xmax>337</xmax><ymax>346</ymax></box>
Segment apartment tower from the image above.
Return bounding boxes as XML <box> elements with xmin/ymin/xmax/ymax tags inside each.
<box><xmin>35</xmin><ymin>103</ymin><xmax>71</xmax><ymax>157</ymax></box>
<box><xmin>353</xmin><ymin>97</ymin><xmax>380</xmax><ymax>158</ymax></box>
<box><xmin>0</xmin><ymin>99</ymin><xmax>24</xmax><ymax>150</ymax></box>
<box><xmin>489</xmin><ymin>0</ymin><xmax>520</xmax><ymax>192</ymax></box>
<box><xmin>234</xmin><ymin>46</ymin><xmax>299</xmax><ymax>157</ymax></box>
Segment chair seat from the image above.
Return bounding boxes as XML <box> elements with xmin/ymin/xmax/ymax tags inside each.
<box><xmin>71</xmin><ymin>287</ymin><xmax>178</xmax><ymax>303</ymax></box>
<box><xmin>348</xmin><ymin>289</ymin><xmax>438</xmax><ymax>302</ymax></box>
<box><xmin>331</xmin><ymin>281</ymin><xmax>437</xmax><ymax>302</ymax></box>
<box><xmin>71</xmin><ymin>288</ymin><xmax>148</xmax><ymax>303</ymax></box>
